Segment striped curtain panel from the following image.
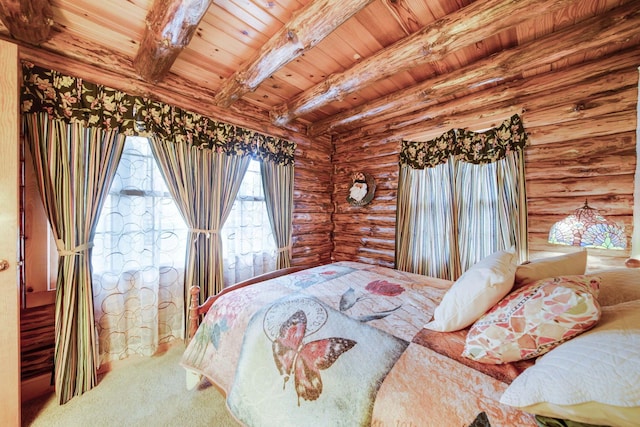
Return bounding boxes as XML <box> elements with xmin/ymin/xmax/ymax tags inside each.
<box><xmin>261</xmin><ymin>160</ymin><xmax>294</xmax><ymax>269</ymax></box>
<box><xmin>454</xmin><ymin>151</ymin><xmax>527</xmax><ymax>272</ymax></box>
<box><xmin>23</xmin><ymin>113</ymin><xmax>125</xmax><ymax>404</ymax></box>
<box><xmin>149</xmin><ymin>137</ymin><xmax>250</xmax><ymax>330</ymax></box>
<box><xmin>396</xmin><ymin>161</ymin><xmax>459</xmax><ymax>280</ymax></box>
<box><xmin>396</xmin><ymin>115</ymin><xmax>528</xmax><ymax>280</ymax></box>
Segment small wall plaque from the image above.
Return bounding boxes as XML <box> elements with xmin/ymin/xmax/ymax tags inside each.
<box><xmin>347</xmin><ymin>172</ymin><xmax>375</xmax><ymax>207</ymax></box>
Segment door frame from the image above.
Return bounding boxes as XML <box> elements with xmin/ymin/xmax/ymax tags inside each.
<box><xmin>0</xmin><ymin>39</ymin><xmax>22</xmax><ymax>426</ymax></box>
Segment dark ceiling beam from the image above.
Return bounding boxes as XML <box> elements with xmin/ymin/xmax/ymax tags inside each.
<box><xmin>0</xmin><ymin>0</ymin><xmax>53</xmax><ymax>45</ymax></box>
<box><xmin>133</xmin><ymin>0</ymin><xmax>212</xmax><ymax>84</ymax></box>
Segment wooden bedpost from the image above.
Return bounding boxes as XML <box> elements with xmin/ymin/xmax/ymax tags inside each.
<box><xmin>188</xmin><ymin>286</ymin><xmax>201</xmax><ymax>341</ymax></box>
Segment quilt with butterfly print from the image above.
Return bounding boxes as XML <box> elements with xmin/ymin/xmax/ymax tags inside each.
<box><xmin>181</xmin><ymin>261</ymin><xmax>536</xmax><ymax>427</ymax></box>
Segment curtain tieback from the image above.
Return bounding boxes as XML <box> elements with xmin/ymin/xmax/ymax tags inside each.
<box><xmin>56</xmin><ymin>240</ymin><xmax>93</xmax><ymax>257</ymax></box>
<box><xmin>277</xmin><ymin>244</ymin><xmax>292</xmax><ymax>254</ymax></box>
<box><xmin>190</xmin><ymin>228</ymin><xmax>219</xmax><ymax>240</ymax></box>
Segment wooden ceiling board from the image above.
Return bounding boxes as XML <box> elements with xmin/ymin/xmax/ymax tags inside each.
<box><xmin>253</xmin><ymin>70</ymin><xmax>306</xmax><ymax>98</ymax></box>
<box><xmin>403</xmin><ymin>0</ymin><xmax>439</xmax><ymax>25</ymax></box>
<box><xmin>213</xmin><ymin>0</ymin><xmax>277</xmax><ymax>35</ymax></box>
<box><xmin>244</xmin><ymin>86</ymin><xmax>290</xmax><ymax>106</ymax></box>
<box><xmin>292</xmin><ymin>39</ymin><xmax>345</xmax><ymax>74</ymax></box>
<box><xmin>420</xmin><ymin>0</ymin><xmax>460</xmax><ymax>21</ymax></box>
<box><xmin>269</xmin><ymin>58</ymin><xmax>334</xmax><ymax>99</ymax></box>
<box><xmin>200</xmin><ymin>5</ymin><xmax>270</xmax><ymax>53</ymax></box>
<box><xmin>355</xmin><ymin>2</ymin><xmax>413</xmax><ymax>41</ymax></box>
<box><xmin>53</xmin><ymin>0</ymin><xmax>148</xmax><ymax>36</ymax></box>
<box><xmin>223</xmin><ymin>0</ymin><xmax>287</xmax><ymax>27</ymax></box>
<box><xmin>175</xmin><ymin>27</ymin><xmax>245</xmax><ymax>75</ymax></box>
<box><xmin>259</xmin><ymin>0</ymin><xmax>311</xmax><ymax>22</ymax></box>
<box><xmin>50</xmin><ymin>11</ymin><xmax>140</xmax><ymax>58</ymax></box>
<box><xmin>271</xmin><ymin>59</ymin><xmax>329</xmax><ymax>91</ymax></box>
<box><xmin>177</xmin><ymin>37</ymin><xmax>239</xmax><ymax>75</ymax></box>
<box><xmin>308</xmin><ymin>44</ymin><xmax>356</xmax><ymax>77</ymax></box>
<box><xmin>168</xmin><ymin>58</ymin><xmax>225</xmax><ymax>88</ymax></box>
<box><xmin>0</xmin><ymin>0</ymin><xmax>637</xmax><ymax>138</ymax></box>
<box><xmin>330</xmin><ymin>21</ymin><xmax>384</xmax><ymax>63</ymax></box>
<box><xmin>312</xmin><ymin>32</ymin><xmax>362</xmax><ymax>72</ymax></box>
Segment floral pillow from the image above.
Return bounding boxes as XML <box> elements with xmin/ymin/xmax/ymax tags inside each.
<box><xmin>462</xmin><ymin>275</ymin><xmax>601</xmax><ymax>364</ymax></box>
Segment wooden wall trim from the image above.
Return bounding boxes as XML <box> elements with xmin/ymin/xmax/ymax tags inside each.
<box><xmin>0</xmin><ymin>38</ymin><xmax>21</xmax><ymax>426</ymax></box>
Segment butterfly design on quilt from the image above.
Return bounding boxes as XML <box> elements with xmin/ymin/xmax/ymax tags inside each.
<box><xmin>272</xmin><ymin>309</ymin><xmax>357</xmax><ymax>406</ymax></box>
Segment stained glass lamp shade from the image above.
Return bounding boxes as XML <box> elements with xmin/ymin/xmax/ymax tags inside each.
<box><xmin>548</xmin><ymin>200</ymin><xmax>627</xmax><ymax>250</ymax></box>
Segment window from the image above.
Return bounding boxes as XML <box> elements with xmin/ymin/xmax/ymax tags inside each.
<box><xmin>89</xmin><ymin>137</ymin><xmax>276</xmax><ymax>361</ymax></box>
<box><xmin>91</xmin><ymin>136</ymin><xmax>188</xmax><ymax>362</ymax></box>
<box><xmin>92</xmin><ymin>137</ymin><xmax>188</xmax><ymax>275</ymax></box>
<box><xmin>221</xmin><ymin>159</ymin><xmax>276</xmax><ymax>286</ymax></box>
<box><xmin>396</xmin><ymin>116</ymin><xmax>527</xmax><ymax>281</ymax></box>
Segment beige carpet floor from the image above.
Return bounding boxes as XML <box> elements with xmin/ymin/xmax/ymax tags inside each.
<box><xmin>22</xmin><ymin>343</ymin><xmax>241</xmax><ymax>427</ymax></box>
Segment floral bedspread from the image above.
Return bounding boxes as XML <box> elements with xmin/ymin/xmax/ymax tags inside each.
<box><xmin>181</xmin><ymin>261</ymin><xmax>536</xmax><ymax>426</ymax></box>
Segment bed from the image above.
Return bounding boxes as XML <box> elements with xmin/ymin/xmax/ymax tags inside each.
<box><xmin>180</xmin><ymin>253</ymin><xmax>640</xmax><ymax>427</ymax></box>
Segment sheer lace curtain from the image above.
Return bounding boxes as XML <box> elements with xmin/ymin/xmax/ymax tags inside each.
<box><xmin>91</xmin><ymin>144</ymin><xmax>278</xmax><ymax>361</ymax></box>
<box><xmin>92</xmin><ymin>137</ymin><xmax>188</xmax><ymax>364</ymax></box>
<box><xmin>222</xmin><ymin>159</ymin><xmax>276</xmax><ymax>287</ymax></box>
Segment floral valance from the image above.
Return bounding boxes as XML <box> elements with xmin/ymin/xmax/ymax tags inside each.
<box><xmin>20</xmin><ymin>63</ymin><xmax>296</xmax><ymax>166</ymax></box>
<box><xmin>400</xmin><ymin>114</ymin><xmax>528</xmax><ymax>169</ymax></box>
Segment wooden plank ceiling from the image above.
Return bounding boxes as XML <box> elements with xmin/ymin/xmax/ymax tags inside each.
<box><xmin>0</xmin><ymin>0</ymin><xmax>638</xmax><ymax>139</ymax></box>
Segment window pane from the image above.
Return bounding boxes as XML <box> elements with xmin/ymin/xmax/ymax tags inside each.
<box><xmin>92</xmin><ymin>137</ymin><xmax>188</xmax><ymax>275</ymax></box>
<box><xmin>222</xmin><ymin>159</ymin><xmax>276</xmax><ymax>286</ymax></box>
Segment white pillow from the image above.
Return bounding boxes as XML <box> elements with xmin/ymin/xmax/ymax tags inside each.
<box><xmin>586</xmin><ymin>268</ymin><xmax>640</xmax><ymax>306</ymax></box>
<box><xmin>424</xmin><ymin>250</ymin><xmax>516</xmax><ymax>332</ymax></box>
<box><xmin>500</xmin><ymin>299</ymin><xmax>640</xmax><ymax>427</ymax></box>
<box><xmin>514</xmin><ymin>250</ymin><xmax>587</xmax><ymax>288</ymax></box>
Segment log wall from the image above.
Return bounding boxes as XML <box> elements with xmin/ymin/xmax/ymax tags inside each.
<box><xmin>291</xmin><ymin>133</ymin><xmax>334</xmax><ymax>267</ymax></box>
<box><xmin>331</xmin><ymin>47</ymin><xmax>638</xmax><ymax>272</ymax></box>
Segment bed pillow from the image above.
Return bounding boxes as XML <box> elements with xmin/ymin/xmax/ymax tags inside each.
<box><xmin>499</xmin><ymin>299</ymin><xmax>640</xmax><ymax>427</ymax></box>
<box><xmin>462</xmin><ymin>275</ymin><xmax>601</xmax><ymax>364</ymax></box>
<box><xmin>514</xmin><ymin>250</ymin><xmax>587</xmax><ymax>288</ymax></box>
<box><xmin>424</xmin><ymin>250</ymin><xmax>517</xmax><ymax>332</ymax></box>
<box><xmin>586</xmin><ymin>268</ymin><xmax>640</xmax><ymax>306</ymax></box>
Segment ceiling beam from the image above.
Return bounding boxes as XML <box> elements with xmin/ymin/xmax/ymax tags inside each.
<box><xmin>0</xmin><ymin>0</ymin><xmax>52</xmax><ymax>45</ymax></box>
<box><xmin>311</xmin><ymin>1</ymin><xmax>640</xmax><ymax>137</ymax></box>
<box><xmin>214</xmin><ymin>0</ymin><xmax>375</xmax><ymax>108</ymax></box>
<box><xmin>133</xmin><ymin>0</ymin><xmax>212</xmax><ymax>84</ymax></box>
<box><xmin>270</xmin><ymin>0</ymin><xmax>579</xmax><ymax>127</ymax></box>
